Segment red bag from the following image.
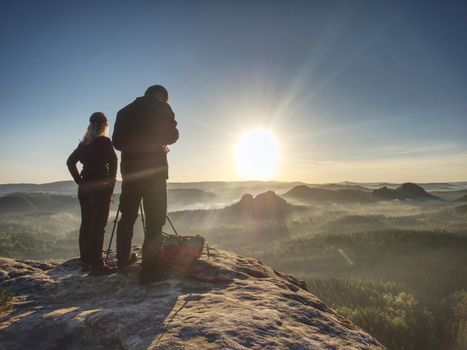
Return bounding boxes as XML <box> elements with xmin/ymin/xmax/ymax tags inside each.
<box><xmin>160</xmin><ymin>234</ymin><xmax>205</xmax><ymax>268</ymax></box>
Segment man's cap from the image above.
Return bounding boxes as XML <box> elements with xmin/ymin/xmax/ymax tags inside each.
<box><xmin>89</xmin><ymin>112</ymin><xmax>107</xmax><ymax>124</ymax></box>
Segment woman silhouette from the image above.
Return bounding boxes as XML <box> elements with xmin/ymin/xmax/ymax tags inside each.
<box><xmin>67</xmin><ymin>112</ymin><xmax>117</xmax><ymax>276</ymax></box>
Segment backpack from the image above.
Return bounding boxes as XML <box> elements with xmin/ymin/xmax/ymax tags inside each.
<box><xmin>160</xmin><ymin>233</ymin><xmax>205</xmax><ymax>269</ymax></box>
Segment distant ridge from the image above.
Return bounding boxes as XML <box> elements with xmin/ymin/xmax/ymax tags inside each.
<box><xmin>0</xmin><ymin>192</ymin><xmax>78</xmax><ymax>216</ymax></box>
<box><xmin>284</xmin><ymin>183</ymin><xmax>442</xmax><ymax>203</ymax></box>
<box><xmin>430</xmin><ymin>189</ymin><xmax>467</xmax><ymax>201</ymax></box>
<box><xmin>283</xmin><ymin>185</ymin><xmax>374</xmax><ymax>203</ymax></box>
<box><xmin>315</xmin><ymin>183</ymin><xmax>371</xmax><ymax>192</ymax></box>
<box><xmin>0</xmin><ymin>181</ymin><xmax>78</xmax><ymax>196</ymax></box>
<box><xmin>1</xmin><ymin>180</ymin><xmax>467</xmax><ymax>197</ymax></box>
<box><xmin>372</xmin><ymin>183</ymin><xmax>442</xmax><ymax>202</ymax></box>
<box><xmin>168</xmin><ymin>188</ymin><xmax>216</xmax><ymax>205</ymax></box>
<box><xmin>0</xmin><ymin>180</ymin><xmax>305</xmax><ymax>196</ymax></box>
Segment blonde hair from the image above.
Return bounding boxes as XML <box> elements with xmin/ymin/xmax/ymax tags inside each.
<box><xmin>82</xmin><ymin>121</ymin><xmax>109</xmax><ymax>145</ymax></box>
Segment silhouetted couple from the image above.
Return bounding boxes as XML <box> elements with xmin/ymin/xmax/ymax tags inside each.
<box><xmin>67</xmin><ymin>85</ymin><xmax>179</xmax><ymax>284</ymax></box>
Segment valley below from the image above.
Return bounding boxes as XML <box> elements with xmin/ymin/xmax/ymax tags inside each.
<box><xmin>1</xmin><ymin>180</ymin><xmax>467</xmax><ymax>350</ymax></box>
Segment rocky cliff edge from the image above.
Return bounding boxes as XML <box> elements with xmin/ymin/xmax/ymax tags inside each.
<box><xmin>0</xmin><ymin>247</ymin><xmax>385</xmax><ymax>350</ymax></box>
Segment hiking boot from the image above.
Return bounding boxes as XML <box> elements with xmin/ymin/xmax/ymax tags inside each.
<box><xmin>80</xmin><ymin>262</ymin><xmax>90</xmax><ymax>272</ymax></box>
<box><xmin>117</xmin><ymin>253</ymin><xmax>139</xmax><ymax>274</ymax></box>
<box><xmin>139</xmin><ymin>268</ymin><xmax>169</xmax><ymax>285</ymax></box>
<box><xmin>129</xmin><ymin>252</ymin><xmax>138</xmax><ymax>264</ymax></box>
<box><xmin>89</xmin><ymin>264</ymin><xmax>117</xmax><ymax>276</ymax></box>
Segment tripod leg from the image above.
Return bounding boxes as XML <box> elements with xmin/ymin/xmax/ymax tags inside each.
<box><xmin>105</xmin><ymin>204</ymin><xmax>120</xmax><ymax>263</ymax></box>
<box><xmin>166</xmin><ymin>214</ymin><xmax>179</xmax><ymax>236</ymax></box>
<box><xmin>140</xmin><ymin>202</ymin><xmax>146</xmax><ymax>234</ymax></box>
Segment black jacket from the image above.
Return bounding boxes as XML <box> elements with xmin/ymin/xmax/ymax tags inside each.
<box><xmin>112</xmin><ymin>96</ymin><xmax>179</xmax><ymax>180</ymax></box>
<box><xmin>67</xmin><ymin>136</ymin><xmax>117</xmax><ymax>185</ymax></box>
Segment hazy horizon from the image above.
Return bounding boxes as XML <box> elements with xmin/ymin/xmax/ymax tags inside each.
<box><xmin>2</xmin><ymin>178</ymin><xmax>467</xmax><ymax>186</ymax></box>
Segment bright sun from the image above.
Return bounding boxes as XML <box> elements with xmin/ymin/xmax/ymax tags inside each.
<box><xmin>235</xmin><ymin>128</ymin><xmax>281</xmax><ymax>180</ymax></box>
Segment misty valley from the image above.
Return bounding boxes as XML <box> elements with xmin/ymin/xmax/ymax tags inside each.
<box><xmin>1</xmin><ymin>180</ymin><xmax>467</xmax><ymax>350</ymax></box>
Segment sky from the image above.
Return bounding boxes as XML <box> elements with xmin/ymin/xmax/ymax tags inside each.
<box><xmin>1</xmin><ymin>0</ymin><xmax>466</xmax><ymax>184</ymax></box>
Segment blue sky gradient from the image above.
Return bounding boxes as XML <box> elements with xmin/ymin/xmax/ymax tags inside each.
<box><xmin>1</xmin><ymin>0</ymin><xmax>466</xmax><ymax>183</ymax></box>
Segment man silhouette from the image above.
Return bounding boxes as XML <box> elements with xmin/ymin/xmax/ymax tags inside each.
<box><xmin>112</xmin><ymin>84</ymin><xmax>179</xmax><ymax>284</ymax></box>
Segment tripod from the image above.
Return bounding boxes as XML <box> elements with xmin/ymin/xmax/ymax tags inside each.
<box><xmin>104</xmin><ymin>201</ymin><xmax>180</xmax><ymax>263</ymax></box>
<box><xmin>104</xmin><ymin>201</ymin><xmax>146</xmax><ymax>263</ymax></box>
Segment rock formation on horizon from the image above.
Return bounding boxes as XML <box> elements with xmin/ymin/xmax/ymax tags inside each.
<box><xmin>372</xmin><ymin>182</ymin><xmax>441</xmax><ymax>202</ymax></box>
<box><xmin>169</xmin><ymin>191</ymin><xmax>299</xmax><ymax>243</ymax></box>
<box><xmin>223</xmin><ymin>190</ymin><xmax>294</xmax><ymax>219</ymax></box>
<box><xmin>0</xmin><ymin>247</ymin><xmax>384</xmax><ymax>349</ymax></box>
<box><xmin>220</xmin><ymin>191</ymin><xmax>296</xmax><ymax>240</ymax></box>
<box><xmin>284</xmin><ymin>185</ymin><xmax>374</xmax><ymax>203</ymax></box>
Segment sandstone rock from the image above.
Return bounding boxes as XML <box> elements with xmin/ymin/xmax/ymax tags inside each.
<box><xmin>0</xmin><ymin>247</ymin><xmax>385</xmax><ymax>349</ymax></box>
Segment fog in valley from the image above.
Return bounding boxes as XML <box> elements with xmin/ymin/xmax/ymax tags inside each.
<box><xmin>1</xmin><ymin>180</ymin><xmax>467</xmax><ymax>350</ymax></box>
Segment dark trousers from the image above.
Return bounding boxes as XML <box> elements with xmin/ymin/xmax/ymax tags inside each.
<box><xmin>78</xmin><ymin>184</ymin><xmax>113</xmax><ymax>267</ymax></box>
<box><xmin>116</xmin><ymin>176</ymin><xmax>167</xmax><ymax>271</ymax></box>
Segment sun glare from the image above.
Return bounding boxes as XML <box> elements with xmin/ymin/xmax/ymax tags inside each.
<box><xmin>235</xmin><ymin>128</ymin><xmax>280</xmax><ymax>180</ymax></box>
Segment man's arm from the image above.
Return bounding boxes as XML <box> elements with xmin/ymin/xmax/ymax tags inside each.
<box><xmin>159</xmin><ymin>103</ymin><xmax>179</xmax><ymax>145</ymax></box>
